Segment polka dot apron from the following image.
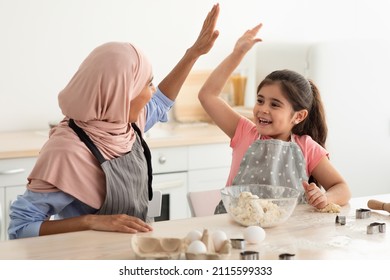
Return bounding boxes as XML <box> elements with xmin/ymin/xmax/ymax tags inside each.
<box><xmin>215</xmin><ymin>137</ymin><xmax>308</xmax><ymax>214</ymax></box>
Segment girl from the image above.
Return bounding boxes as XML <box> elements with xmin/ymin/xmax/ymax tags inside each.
<box><xmin>198</xmin><ymin>24</ymin><xmax>351</xmax><ymax>212</ymax></box>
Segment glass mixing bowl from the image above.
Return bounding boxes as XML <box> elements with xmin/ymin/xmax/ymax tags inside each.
<box><xmin>221</xmin><ymin>184</ymin><xmax>300</xmax><ymax>228</ymax></box>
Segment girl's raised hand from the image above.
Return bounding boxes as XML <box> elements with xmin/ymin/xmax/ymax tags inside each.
<box><xmin>302</xmin><ymin>181</ymin><xmax>328</xmax><ymax>210</ymax></box>
<box><xmin>233</xmin><ymin>23</ymin><xmax>263</xmax><ymax>55</ymax></box>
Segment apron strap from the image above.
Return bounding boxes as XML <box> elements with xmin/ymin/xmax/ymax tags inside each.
<box><xmin>68</xmin><ymin>119</ymin><xmax>106</xmax><ymax>164</ymax></box>
<box><xmin>68</xmin><ymin>119</ymin><xmax>153</xmax><ymax>201</ymax></box>
<box><xmin>131</xmin><ymin>123</ymin><xmax>153</xmax><ymax>201</ymax></box>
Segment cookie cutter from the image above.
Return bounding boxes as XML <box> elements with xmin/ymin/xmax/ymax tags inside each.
<box><xmin>335</xmin><ymin>215</ymin><xmax>346</xmax><ymax>225</ymax></box>
<box><xmin>240</xmin><ymin>251</ymin><xmax>259</xmax><ymax>260</ymax></box>
<box><xmin>230</xmin><ymin>238</ymin><xmax>245</xmax><ymax>249</ymax></box>
<box><xmin>279</xmin><ymin>253</ymin><xmax>295</xmax><ymax>260</ymax></box>
<box><xmin>367</xmin><ymin>222</ymin><xmax>386</xmax><ymax>234</ymax></box>
<box><xmin>356</xmin><ymin>208</ymin><xmax>371</xmax><ymax>219</ymax></box>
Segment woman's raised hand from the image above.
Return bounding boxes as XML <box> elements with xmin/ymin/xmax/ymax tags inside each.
<box><xmin>188</xmin><ymin>3</ymin><xmax>220</xmax><ymax>57</ymax></box>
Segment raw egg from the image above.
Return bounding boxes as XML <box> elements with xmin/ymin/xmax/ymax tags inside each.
<box><xmin>211</xmin><ymin>230</ymin><xmax>228</xmax><ymax>252</ymax></box>
<box><xmin>187</xmin><ymin>240</ymin><xmax>207</xmax><ymax>254</ymax></box>
<box><xmin>186</xmin><ymin>230</ymin><xmax>203</xmax><ymax>242</ymax></box>
<box><xmin>243</xmin><ymin>226</ymin><xmax>266</xmax><ymax>244</ymax></box>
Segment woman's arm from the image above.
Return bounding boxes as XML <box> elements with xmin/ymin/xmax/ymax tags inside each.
<box><xmin>143</xmin><ymin>4</ymin><xmax>220</xmax><ymax>130</ymax></box>
<box><xmin>198</xmin><ymin>24</ymin><xmax>262</xmax><ymax>139</ymax></box>
<box><xmin>9</xmin><ymin>190</ymin><xmax>152</xmax><ymax>239</ymax></box>
<box><xmin>158</xmin><ymin>3</ymin><xmax>220</xmax><ymax>101</ymax></box>
<box><xmin>303</xmin><ymin>157</ymin><xmax>351</xmax><ymax>209</ymax></box>
<box><xmin>39</xmin><ymin>214</ymin><xmax>152</xmax><ymax>236</ymax></box>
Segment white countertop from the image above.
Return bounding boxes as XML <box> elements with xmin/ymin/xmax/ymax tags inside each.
<box><xmin>0</xmin><ymin>194</ymin><xmax>389</xmax><ymax>260</ymax></box>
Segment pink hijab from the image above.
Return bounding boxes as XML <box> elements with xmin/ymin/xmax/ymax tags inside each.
<box><xmin>28</xmin><ymin>42</ymin><xmax>152</xmax><ymax>209</ymax></box>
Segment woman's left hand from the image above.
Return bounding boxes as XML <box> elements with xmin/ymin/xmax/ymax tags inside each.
<box><xmin>302</xmin><ymin>181</ymin><xmax>328</xmax><ymax>209</ymax></box>
<box><xmin>188</xmin><ymin>3</ymin><xmax>220</xmax><ymax>57</ymax></box>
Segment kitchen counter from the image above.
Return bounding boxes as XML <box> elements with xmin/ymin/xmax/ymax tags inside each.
<box><xmin>0</xmin><ymin>194</ymin><xmax>389</xmax><ymax>260</ymax></box>
<box><xmin>0</xmin><ymin>122</ymin><xmax>229</xmax><ymax>159</ymax></box>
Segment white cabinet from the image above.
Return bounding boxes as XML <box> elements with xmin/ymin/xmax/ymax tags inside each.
<box><xmin>0</xmin><ymin>157</ymin><xmax>35</xmax><ymax>241</ymax></box>
<box><xmin>150</xmin><ymin>146</ymin><xmax>189</xmax><ymax>220</ymax></box>
<box><xmin>152</xmin><ymin>172</ymin><xmax>188</xmax><ymax>220</ymax></box>
<box><xmin>187</xmin><ymin>143</ymin><xmax>231</xmax><ymax>216</ymax></box>
<box><xmin>151</xmin><ymin>146</ymin><xmax>187</xmax><ymax>174</ymax></box>
<box><xmin>188</xmin><ymin>167</ymin><xmax>230</xmax><ymax>191</ymax></box>
<box><xmin>151</xmin><ymin>143</ymin><xmax>231</xmax><ymax>220</ymax></box>
<box><xmin>188</xmin><ymin>143</ymin><xmax>231</xmax><ymax>192</ymax></box>
<box><xmin>0</xmin><ymin>188</ymin><xmax>4</xmax><ymax>241</ymax></box>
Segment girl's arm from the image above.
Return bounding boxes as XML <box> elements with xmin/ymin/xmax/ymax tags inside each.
<box><xmin>198</xmin><ymin>24</ymin><xmax>263</xmax><ymax>139</ymax></box>
<box><xmin>303</xmin><ymin>157</ymin><xmax>351</xmax><ymax>209</ymax></box>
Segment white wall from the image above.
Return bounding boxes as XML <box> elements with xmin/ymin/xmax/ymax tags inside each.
<box><xmin>2</xmin><ymin>0</ymin><xmax>389</xmax><ymax>131</ymax></box>
<box><xmin>1</xmin><ymin>0</ymin><xmax>390</xmax><ymax>196</ymax></box>
<box><xmin>308</xmin><ymin>40</ymin><xmax>390</xmax><ymax>197</ymax></box>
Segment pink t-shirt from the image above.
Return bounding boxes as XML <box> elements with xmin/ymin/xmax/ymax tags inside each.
<box><xmin>225</xmin><ymin>117</ymin><xmax>329</xmax><ymax>186</ymax></box>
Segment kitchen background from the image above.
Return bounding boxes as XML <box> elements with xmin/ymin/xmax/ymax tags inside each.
<box><xmin>1</xmin><ymin>0</ymin><xmax>390</xmax><ymax>197</ymax></box>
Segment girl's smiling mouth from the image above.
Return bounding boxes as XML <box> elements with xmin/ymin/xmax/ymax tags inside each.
<box><xmin>259</xmin><ymin>117</ymin><xmax>272</xmax><ymax>124</ymax></box>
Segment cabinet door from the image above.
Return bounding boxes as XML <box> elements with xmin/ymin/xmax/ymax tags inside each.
<box><xmin>3</xmin><ymin>185</ymin><xmax>27</xmax><ymax>241</ymax></box>
<box><xmin>153</xmin><ymin>172</ymin><xmax>189</xmax><ymax>220</ymax></box>
<box><xmin>188</xmin><ymin>143</ymin><xmax>231</xmax><ymax>170</ymax></box>
<box><xmin>0</xmin><ymin>158</ymin><xmax>36</xmax><ymax>188</ymax></box>
<box><xmin>0</xmin><ymin>157</ymin><xmax>35</xmax><ymax>241</ymax></box>
<box><xmin>151</xmin><ymin>146</ymin><xmax>188</xmax><ymax>174</ymax></box>
<box><xmin>188</xmin><ymin>167</ymin><xmax>230</xmax><ymax>192</ymax></box>
<box><xmin>0</xmin><ymin>188</ymin><xmax>5</xmax><ymax>241</ymax></box>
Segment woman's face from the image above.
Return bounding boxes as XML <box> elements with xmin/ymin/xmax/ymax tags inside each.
<box><xmin>128</xmin><ymin>78</ymin><xmax>155</xmax><ymax>123</ymax></box>
<box><xmin>253</xmin><ymin>84</ymin><xmax>307</xmax><ymax>141</ymax></box>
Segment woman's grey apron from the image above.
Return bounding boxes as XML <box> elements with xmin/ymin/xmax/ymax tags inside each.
<box><xmin>69</xmin><ymin>119</ymin><xmax>153</xmax><ymax>221</ymax></box>
<box><xmin>215</xmin><ymin>137</ymin><xmax>308</xmax><ymax>214</ymax></box>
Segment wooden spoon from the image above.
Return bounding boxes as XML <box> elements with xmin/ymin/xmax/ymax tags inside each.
<box><xmin>367</xmin><ymin>199</ymin><xmax>390</xmax><ymax>213</ymax></box>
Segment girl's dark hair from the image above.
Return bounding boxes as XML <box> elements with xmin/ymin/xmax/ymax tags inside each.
<box><xmin>257</xmin><ymin>70</ymin><xmax>327</xmax><ymax>185</ymax></box>
<box><xmin>257</xmin><ymin>69</ymin><xmax>327</xmax><ymax>148</ymax></box>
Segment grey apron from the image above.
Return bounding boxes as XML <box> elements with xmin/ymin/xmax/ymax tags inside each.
<box><xmin>215</xmin><ymin>137</ymin><xmax>308</xmax><ymax>214</ymax></box>
<box><xmin>69</xmin><ymin>119</ymin><xmax>153</xmax><ymax>221</ymax></box>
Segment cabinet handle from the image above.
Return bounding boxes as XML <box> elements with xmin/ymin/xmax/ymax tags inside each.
<box><xmin>158</xmin><ymin>156</ymin><xmax>167</xmax><ymax>164</ymax></box>
<box><xmin>0</xmin><ymin>168</ymin><xmax>25</xmax><ymax>175</ymax></box>
<box><xmin>153</xmin><ymin>180</ymin><xmax>184</xmax><ymax>190</ymax></box>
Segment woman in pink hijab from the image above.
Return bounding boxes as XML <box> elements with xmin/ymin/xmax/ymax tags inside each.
<box><xmin>9</xmin><ymin>4</ymin><xmax>220</xmax><ymax>239</ymax></box>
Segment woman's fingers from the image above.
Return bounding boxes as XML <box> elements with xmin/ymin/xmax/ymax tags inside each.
<box><xmin>92</xmin><ymin>214</ymin><xmax>153</xmax><ymax>233</ymax></box>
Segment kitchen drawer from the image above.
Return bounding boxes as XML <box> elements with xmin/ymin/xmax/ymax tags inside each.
<box><xmin>0</xmin><ymin>157</ymin><xmax>36</xmax><ymax>187</ymax></box>
<box><xmin>188</xmin><ymin>167</ymin><xmax>230</xmax><ymax>192</ymax></box>
<box><xmin>151</xmin><ymin>147</ymin><xmax>187</xmax><ymax>174</ymax></box>
<box><xmin>188</xmin><ymin>143</ymin><xmax>231</xmax><ymax>170</ymax></box>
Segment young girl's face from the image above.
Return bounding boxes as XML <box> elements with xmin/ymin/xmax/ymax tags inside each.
<box><xmin>253</xmin><ymin>83</ymin><xmax>306</xmax><ymax>141</ymax></box>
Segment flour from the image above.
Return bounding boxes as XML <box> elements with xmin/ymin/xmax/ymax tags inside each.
<box><xmin>229</xmin><ymin>191</ymin><xmax>286</xmax><ymax>227</ymax></box>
